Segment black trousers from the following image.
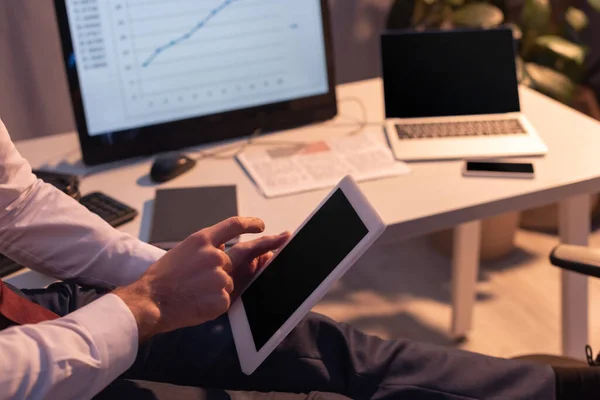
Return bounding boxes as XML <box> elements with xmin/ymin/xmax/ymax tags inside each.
<box><xmin>21</xmin><ymin>283</ymin><xmax>556</xmax><ymax>400</ymax></box>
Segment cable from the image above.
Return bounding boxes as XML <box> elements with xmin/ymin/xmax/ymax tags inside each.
<box><xmin>193</xmin><ymin>128</ymin><xmax>264</xmax><ymax>161</ymax></box>
<box><xmin>336</xmin><ymin>116</ymin><xmax>384</xmax><ymax>127</ymax></box>
<box><xmin>333</xmin><ymin>97</ymin><xmax>385</xmax><ymax>135</ymax></box>
<box><xmin>191</xmin><ymin>96</ymin><xmax>385</xmax><ymax>162</ymax></box>
<box><xmin>194</xmin><ymin>129</ymin><xmax>306</xmax><ymax>161</ymax></box>
<box><xmin>336</xmin><ymin>96</ymin><xmax>369</xmax><ymax>133</ymax></box>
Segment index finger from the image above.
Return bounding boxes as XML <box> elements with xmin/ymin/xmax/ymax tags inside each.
<box><xmin>205</xmin><ymin>217</ymin><xmax>265</xmax><ymax>246</ymax></box>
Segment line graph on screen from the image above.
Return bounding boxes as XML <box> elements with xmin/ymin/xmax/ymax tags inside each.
<box><xmin>110</xmin><ymin>0</ymin><xmax>290</xmax><ymax>114</ymax></box>
<box><xmin>140</xmin><ymin>0</ymin><xmax>242</xmax><ymax>67</ymax></box>
<box><xmin>65</xmin><ymin>0</ymin><xmax>329</xmax><ymax>135</ymax></box>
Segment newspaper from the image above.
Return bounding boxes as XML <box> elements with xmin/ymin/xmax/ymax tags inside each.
<box><xmin>236</xmin><ymin>131</ymin><xmax>411</xmax><ymax>198</ymax></box>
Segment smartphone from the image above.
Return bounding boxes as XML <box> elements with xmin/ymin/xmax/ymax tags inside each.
<box><xmin>462</xmin><ymin>160</ymin><xmax>535</xmax><ymax>179</ymax></box>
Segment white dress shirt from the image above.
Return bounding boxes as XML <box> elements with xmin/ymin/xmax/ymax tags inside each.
<box><xmin>0</xmin><ymin>119</ymin><xmax>166</xmax><ymax>399</ymax></box>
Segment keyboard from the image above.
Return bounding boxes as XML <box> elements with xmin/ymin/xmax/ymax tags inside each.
<box><xmin>79</xmin><ymin>192</ymin><xmax>138</xmax><ymax>228</ymax></box>
<box><xmin>395</xmin><ymin>119</ymin><xmax>527</xmax><ymax>140</ymax></box>
<box><xmin>33</xmin><ymin>170</ymin><xmax>81</xmax><ymax>200</ymax></box>
<box><xmin>0</xmin><ymin>254</ymin><xmax>23</xmax><ymax>278</ymax></box>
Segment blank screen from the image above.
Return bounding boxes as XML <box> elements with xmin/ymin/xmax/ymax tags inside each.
<box><xmin>467</xmin><ymin>162</ymin><xmax>534</xmax><ymax>174</ymax></box>
<box><xmin>381</xmin><ymin>28</ymin><xmax>520</xmax><ymax>118</ymax></box>
<box><xmin>242</xmin><ymin>189</ymin><xmax>369</xmax><ymax>350</ymax></box>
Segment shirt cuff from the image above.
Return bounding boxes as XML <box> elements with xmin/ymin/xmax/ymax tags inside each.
<box><xmin>120</xmin><ymin>241</ymin><xmax>166</xmax><ymax>286</ymax></box>
<box><xmin>63</xmin><ymin>294</ymin><xmax>139</xmax><ymax>386</ymax></box>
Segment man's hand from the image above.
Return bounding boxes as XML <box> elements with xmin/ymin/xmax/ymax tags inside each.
<box><xmin>114</xmin><ymin>217</ymin><xmax>289</xmax><ymax>342</ymax></box>
<box><xmin>227</xmin><ymin>232</ymin><xmax>290</xmax><ymax>301</ymax></box>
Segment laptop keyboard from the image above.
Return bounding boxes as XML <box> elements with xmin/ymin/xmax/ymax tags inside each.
<box><xmin>395</xmin><ymin>119</ymin><xmax>527</xmax><ymax>140</ymax></box>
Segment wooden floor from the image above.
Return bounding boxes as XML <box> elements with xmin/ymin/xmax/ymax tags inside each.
<box><xmin>313</xmin><ymin>222</ymin><xmax>600</xmax><ymax>360</ymax></box>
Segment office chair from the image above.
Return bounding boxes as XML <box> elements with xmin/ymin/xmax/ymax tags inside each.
<box><xmin>550</xmin><ymin>245</ymin><xmax>600</xmax><ymax>280</ymax></box>
<box><xmin>513</xmin><ymin>245</ymin><xmax>600</xmax><ymax>368</ymax></box>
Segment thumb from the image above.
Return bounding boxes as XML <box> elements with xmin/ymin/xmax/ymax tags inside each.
<box><xmin>228</xmin><ymin>232</ymin><xmax>290</xmax><ymax>269</ymax></box>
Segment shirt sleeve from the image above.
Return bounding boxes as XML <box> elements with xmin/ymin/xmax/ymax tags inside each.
<box><xmin>0</xmin><ymin>118</ymin><xmax>166</xmax><ymax>287</ymax></box>
<box><xmin>0</xmin><ymin>120</ymin><xmax>166</xmax><ymax>398</ymax></box>
<box><xmin>0</xmin><ymin>294</ymin><xmax>138</xmax><ymax>400</ymax></box>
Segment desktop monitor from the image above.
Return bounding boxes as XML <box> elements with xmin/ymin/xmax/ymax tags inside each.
<box><xmin>53</xmin><ymin>0</ymin><xmax>337</xmax><ymax>165</ymax></box>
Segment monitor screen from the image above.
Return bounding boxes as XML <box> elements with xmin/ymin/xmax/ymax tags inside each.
<box><xmin>381</xmin><ymin>28</ymin><xmax>521</xmax><ymax>119</ymax></box>
<box><xmin>63</xmin><ymin>0</ymin><xmax>330</xmax><ymax>137</ymax></box>
<box><xmin>242</xmin><ymin>189</ymin><xmax>369</xmax><ymax>350</ymax></box>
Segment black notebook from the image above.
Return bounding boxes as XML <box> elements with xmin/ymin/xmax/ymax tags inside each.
<box><xmin>149</xmin><ymin>186</ymin><xmax>238</xmax><ymax>249</ymax></box>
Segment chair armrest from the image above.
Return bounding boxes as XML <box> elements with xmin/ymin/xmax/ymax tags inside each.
<box><xmin>550</xmin><ymin>245</ymin><xmax>600</xmax><ymax>279</ymax></box>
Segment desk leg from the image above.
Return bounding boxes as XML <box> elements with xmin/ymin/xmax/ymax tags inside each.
<box><xmin>559</xmin><ymin>194</ymin><xmax>590</xmax><ymax>359</ymax></box>
<box><xmin>451</xmin><ymin>220</ymin><xmax>482</xmax><ymax>340</ymax></box>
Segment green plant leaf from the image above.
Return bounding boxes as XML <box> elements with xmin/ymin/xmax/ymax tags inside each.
<box><xmin>452</xmin><ymin>3</ymin><xmax>504</xmax><ymax>28</ymax></box>
<box><xmin>516</xmin><ymin>56</ymin><xmax>526</xmax><ymax>83</ymax></box>
<box><xmin>565</xmin><ymin>7</ymin><xmax>589</xmax><ymax>31</ymax></box>
<box><xmin>524</xmin><ymin>62</ymin><xmax>576</xmax><ymax>103</ymax></box>
<box><xmin>535</xmin><ymin>35</ymin><xmax>587</xmax><ymax>65</ymax></box>
<box><xmin>588</xmin><ymin>0</ymin><xmax>600</xmax><ymax>12</ymax></box>
<box><xmin>411</xmin><ymin>0</ymin><xmax>428</xmax><ymax>27</ymax></box>
<box><xmin>504</xmin><ymin>22</ymin><xmax>523</xmax><ymax>41</ymax></box>
<box><xmin>521</xmin><ymin>0</ymin><xmax>550</xmax><ymax>31</ymax></box>
<box><xmin>520</xmin><ymin>72</ymin><xmax>534</xmax><ymax>88</ymax></box>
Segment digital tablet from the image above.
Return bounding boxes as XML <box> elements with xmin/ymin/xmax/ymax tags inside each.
<box><xmin>228</xmin><ymin>176</ymin><xmax>386</xmax><ymax>375</ymax></box>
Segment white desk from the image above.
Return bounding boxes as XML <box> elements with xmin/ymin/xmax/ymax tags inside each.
<box><xmin>8</xmin><ymin>78</ymin><xmax>600</xmax><ymax>358</ymax></box>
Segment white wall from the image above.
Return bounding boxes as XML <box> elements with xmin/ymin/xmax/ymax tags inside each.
<box><xmin>329</xmin><ymin>0</ymin><xmax>394</xmax><ymax>83</ymax></box>
<box><xmin>0</xmin><ymin>1</ymin><xmax>74</xmax><ymax>141</ymax></box>
<box><xmin>0</xmin><ymin>0</ymin><xmax>394</xmax><ymax>141</ymax></box>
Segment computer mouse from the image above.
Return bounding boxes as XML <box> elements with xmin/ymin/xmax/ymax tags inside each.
<box><xmin>150</xmin><ymin>153</ymin><xmax>196</xmax><ymax>183</ymax></box>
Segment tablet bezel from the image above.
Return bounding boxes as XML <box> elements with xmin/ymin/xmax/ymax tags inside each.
<box><xmin>228</xmin><ymin>176</ymin><xmax>386</xmax><ymax>375</ymax></box>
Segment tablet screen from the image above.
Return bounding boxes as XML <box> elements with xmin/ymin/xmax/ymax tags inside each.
<box><xmin>241</xmin><ymin>189</ymin><xmax>369</xmax><ymax>350</ymax></box>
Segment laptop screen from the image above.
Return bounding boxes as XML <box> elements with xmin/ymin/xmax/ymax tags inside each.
<box><xmin>381</xmin><ymin>28</ymin><xmax>521</xmax><ymax>119</ymax></box>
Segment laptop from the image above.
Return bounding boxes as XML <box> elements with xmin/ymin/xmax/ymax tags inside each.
<box><xmin>381</xmin><ymin>28</ymin><xmax>548</xmax><ymax>161</ymax></box>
